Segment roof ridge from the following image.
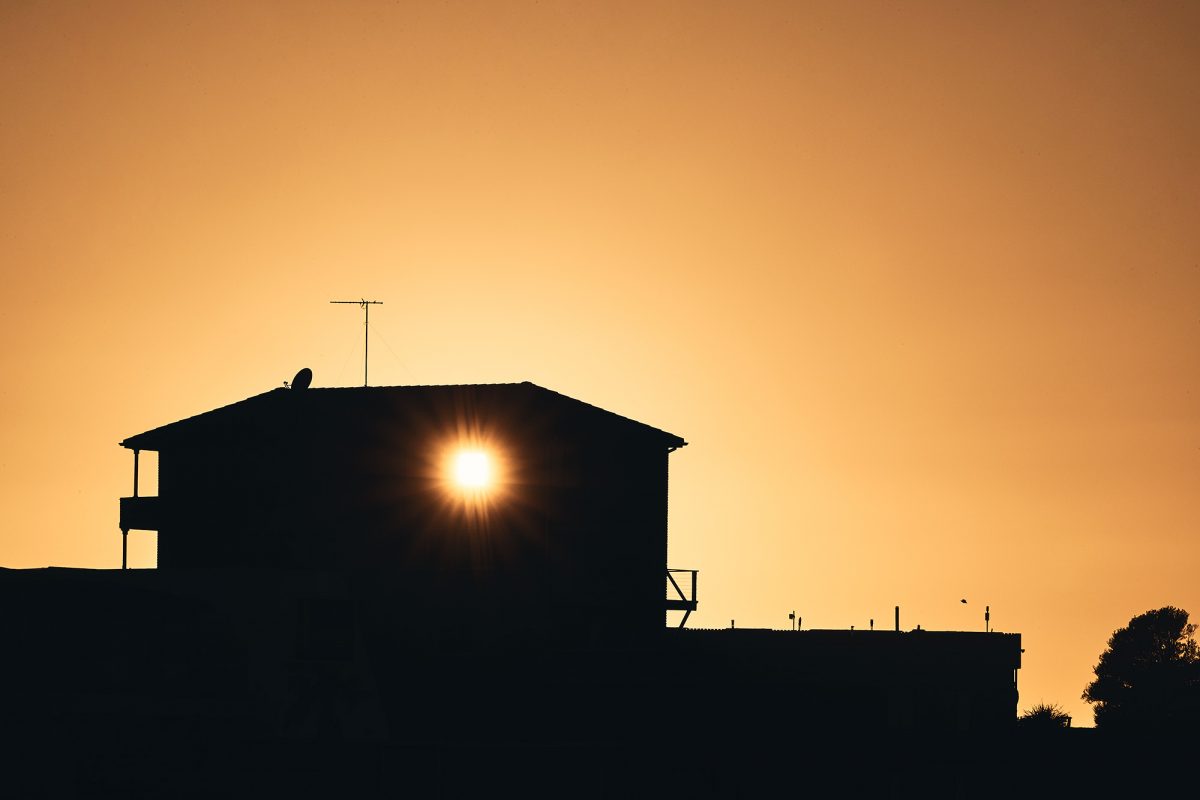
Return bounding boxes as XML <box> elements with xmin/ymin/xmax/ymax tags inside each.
<box><xmin>120</xmin><ymin>381</ymin><xmax>686</xmax><ymax>450</ymax></box>
<box><xmin>306</xmin><ymin>381</ymin><xmax>534</xmax><ymax>390</ymax></box>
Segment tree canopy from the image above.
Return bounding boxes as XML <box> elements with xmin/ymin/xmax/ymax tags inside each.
<box><xmin>1082</xmin><ymin>606</ymin><xmax>1200</xmax><ymax>730</ymax></box>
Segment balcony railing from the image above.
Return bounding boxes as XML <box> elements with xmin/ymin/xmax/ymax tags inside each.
<box><xmin>666</xmin><ymin>568</ymin><xmax>698</xmax><ymax>628</ymax></box>
<box><xmin>120</xmin><ymin>496</ymin><xmax>161</xmax><ymax>531</ymax></box>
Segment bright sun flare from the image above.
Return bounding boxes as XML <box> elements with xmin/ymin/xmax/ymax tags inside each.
<box><xmin>453</xmin><ymin>450</ymin><xmax>491</xmax><ymax>489</ymax></box>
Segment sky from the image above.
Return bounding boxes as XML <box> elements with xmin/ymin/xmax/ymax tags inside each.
<box><xmin>2</xmin><ymin>1</ymin><xmax>1198</xmax><ymax>726</ymax></box>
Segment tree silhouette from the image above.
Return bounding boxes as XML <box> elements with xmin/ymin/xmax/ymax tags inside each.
<box><xmin>1018</xmin><ymin>702</ymin><xmax>1071</xmax><ymax>730</ymax></box>
<box><xmin>1082</xmin><ymin>606</ymin><xmax>1200</xmax><ymax>730</ymax></box>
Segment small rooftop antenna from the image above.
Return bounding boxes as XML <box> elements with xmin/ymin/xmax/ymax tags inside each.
<box><xmin>330</xmin><ymin>299</ymin><xmax>383</xmax><ymax>386</ymax></box>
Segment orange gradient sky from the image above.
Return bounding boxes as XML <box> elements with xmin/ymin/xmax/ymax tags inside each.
<box><xmin>3</xmin><ymin>1</ymin><xmax>1198</xmax><ymax>725</ymax></box>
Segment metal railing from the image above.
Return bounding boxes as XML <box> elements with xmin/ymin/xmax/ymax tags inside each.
<box><xmin>665</xmin><ymin>568</ymin><xmax>698</xmax><ymax>628</ymax></box>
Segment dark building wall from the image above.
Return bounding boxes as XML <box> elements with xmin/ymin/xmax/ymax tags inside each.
<box><xmin>149</xmin><ymin>387</ymin><xmax>676</xmax><ymax>644</ymax></box>
<box><xmin>0</xmin><ymin>567</ymin><xmax>388</xmax><ymax>748</ymax></box>
<box><xmin>544</xmin><ymin>437</ymin><xmax>669</xmax><ymax>643</ymax></box>
<box><xmin>661</xmin><ymin>629</ymin><xmax>1021</xmax><ymax>735</ymax></box>
<box><xmin>1</xmin><ymin>568</ymin><xmax>1022</xmax><ymax>760</ymax></box>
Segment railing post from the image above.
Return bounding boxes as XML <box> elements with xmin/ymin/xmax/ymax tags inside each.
<box><xmin>691</xmin><ymin>570</ymin><xmax>697</xmax><ymax>603</ymax></box>
<box><xmin>121</xmin><ymin>528</ymin><xmax>128</xmax><ymax>570</ymax></box>
<box><xmin>132</xmin><ymin>449</ymin><xmax>140</xmax><ymax>498</ymax></box>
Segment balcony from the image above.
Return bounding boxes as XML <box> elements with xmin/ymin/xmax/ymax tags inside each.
<box><xmin>666</xmin><ymin>568</ymin><xmax>698</xmax><ymax>628</ymax></box>
<box><xmin>120</xmin><ymin>496</ymin><xmax>161</xmax><ymax>531</ymax></box>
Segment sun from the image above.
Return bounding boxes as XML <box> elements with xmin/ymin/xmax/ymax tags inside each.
<box><xmin>452</xmin><ymin>450</ymin><xmax>491</xmax><ymax>489</ymax></box>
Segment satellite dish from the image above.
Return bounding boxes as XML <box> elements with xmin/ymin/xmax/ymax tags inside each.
<box><xmin>291</xmin><ymin>367</ymin><xmax>313</xmax><ymax>391</ymax></box>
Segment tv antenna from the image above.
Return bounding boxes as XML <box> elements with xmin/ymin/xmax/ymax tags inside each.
<box><xmin>330</xmin><ymin>299</ymin><xmax>383</xmax><ymax>386</ymax></box>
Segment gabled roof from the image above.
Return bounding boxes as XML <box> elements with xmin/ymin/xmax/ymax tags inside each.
<box><xmin>120</xmin><ymin>381</ymin><xmax>687</xmax><ymax>452</ymax></box>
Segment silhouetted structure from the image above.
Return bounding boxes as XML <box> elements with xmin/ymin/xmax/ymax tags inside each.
<box><xmin>3</xmin><ymin>376</ymin><xmax>1040</xmax><ymax>797</ymax></box>
<box><xmin>118</xmin><ymin>382</ymin><xmax>691</xmax><ymax>644</ymax></box>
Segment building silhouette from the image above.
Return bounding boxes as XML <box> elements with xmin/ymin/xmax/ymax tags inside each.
<box><xmin>118</xmin><ymin>381</ymin><xmax>690</xmax><ymax>646</ymax></box>
<box><xmin>2</xmin><ymin>376</ymin><xmax>1035</xmax><ymax>798</ymax></box>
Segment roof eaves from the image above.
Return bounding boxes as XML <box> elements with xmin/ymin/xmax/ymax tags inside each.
<box><xmin>119</xmin><ymin>388</ymin><xmax>285</xmax><ymax>450</ymax></box>
<box><xmin>524</xmin><ymin>383</ymin><xmax>687</xmax><ymax>449</ymax></box>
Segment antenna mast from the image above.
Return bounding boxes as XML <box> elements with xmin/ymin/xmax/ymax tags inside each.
<box><xmin>330</xmin><ymin>298</ymin><xmax>383</xmax><ymax>386</ymax></box>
